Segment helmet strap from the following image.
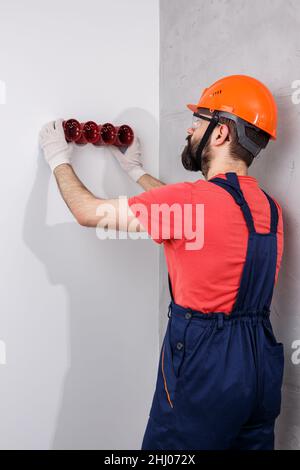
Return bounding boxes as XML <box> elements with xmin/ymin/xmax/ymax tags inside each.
<box><xmin>195</xmin><ymin>111</ymin><xmax>220</xmax><ymax>171</ymax></box>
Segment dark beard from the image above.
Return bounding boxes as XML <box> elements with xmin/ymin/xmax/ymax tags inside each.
<box><xmin>200</xmin><ymin>144</ymin><xmax>213</xmax><ymax>179</ymax></box>
<box><xmin>181</xmin><ymin>134</ymin><xmax>213</xmax><ymax>178</ymax></box>
<box><xmin>181</xmin><ymin>135</ymin><xmax>199</xmax><ymax>172</ymax></box>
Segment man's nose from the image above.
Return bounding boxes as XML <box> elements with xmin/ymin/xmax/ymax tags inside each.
<box><xmin>187</xmin><ymin>127</ymin><xmax>195</xmax><ymax>135</ymax></box>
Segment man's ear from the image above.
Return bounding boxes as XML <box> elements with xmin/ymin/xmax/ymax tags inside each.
<box><xmin>211</xmin><ymin>124</ymin><xmax>230</xmax><ymax>146</ymax></box>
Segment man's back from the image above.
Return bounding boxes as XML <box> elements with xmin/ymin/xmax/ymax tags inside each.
<box><xmin>128</xmin><ymin>173</ymin><xmax>284</xmax><ymax>313</ymax></box>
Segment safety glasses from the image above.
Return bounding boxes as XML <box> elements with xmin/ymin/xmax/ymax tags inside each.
<box><xmin>192</xmin><ymin>112</ymin><xmax>221</xmax><ymax>129</ymax></box>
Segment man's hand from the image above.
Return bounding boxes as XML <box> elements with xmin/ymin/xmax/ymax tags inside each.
<box><xmin>38</xmin><ymin>122</ymin><xmax>156</xmax><ymax>232</ymax></box>
<box><xmin>108</xmin><ymin>134</ymin><xmax>147</xmax><ymax>183</ymax></box>
<box><xmin>39</xmin><ymin>118</ymin><xmax>72</xmax><ymax>172</ymax></box>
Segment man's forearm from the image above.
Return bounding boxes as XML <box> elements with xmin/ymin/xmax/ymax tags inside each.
<box><xmin>53</xmin><ymin>163</ymin><xmax>102</xmax><ymax>225</ymax></box>
<box><xmin>52</xmin><ymin>164</ymin><xmax>165</xmax><ymax>230</ymax></box>
<box><xmin>136</xmin><ymin>173</ymin><xmax>165</xmax><ymax>191</ymax></box>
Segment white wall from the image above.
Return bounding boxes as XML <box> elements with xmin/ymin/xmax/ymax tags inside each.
<box><xmin>0</xmin><ymin>0</ymin><xmax>159</xmax><ymax>449</ymax></box>
<box><xmin>160</xmin><ymin>0</ymin><xmax>300</xmax><ymax>450</ymax></box>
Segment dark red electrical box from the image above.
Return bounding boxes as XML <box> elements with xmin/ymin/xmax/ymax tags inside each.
<box><xmin>63</xmin><ymin>118</ymin><xmax>134</xmax><ymax>148</ymax></box>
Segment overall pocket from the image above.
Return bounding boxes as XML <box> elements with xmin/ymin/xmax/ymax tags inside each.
<box><xmin>262</xmin><ymin>317</ymin><xmax>284</xmax><ymax>351</ymax></box>
<box><xmin>161</xmin><ymin>333</ymin><xmax>176</xmax><ymax>409</ymax></box>
<box><xmin>167</xmin><ymin>315</ymin><xmax>212</xmax><ymax>378</ymax></box>
<box><xmin>262</xmin><ymin>344</ymin><xmax>284</xmax><ymax>419</ymax></box>
<box><xmin>160</xmin><ymin>313</ymin><xmax>213</xmax><ymax>410</ymax></box>
<box><xmin>160</xmin><ymin>314</ymin><xmax>193</xmax><ymax>409</ymax></box>
<box><xmin>261</xmin><ymin>318</ymin><xmax>285</xmax><ymax>419</ymax></box>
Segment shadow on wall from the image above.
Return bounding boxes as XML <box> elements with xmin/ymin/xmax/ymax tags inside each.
<box><xmin>23</xmin><ymin>108</ymin><xmax>159</xmax><ymax>449</ymax></box>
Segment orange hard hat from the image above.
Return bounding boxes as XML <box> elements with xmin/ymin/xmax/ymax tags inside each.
<box><xmin>187</xmin><ymin>75</ymin><xmax>277</xmax><ymax>139</ymax></box>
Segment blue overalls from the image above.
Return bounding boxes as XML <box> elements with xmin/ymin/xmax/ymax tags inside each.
<box><xmin>141</xmin><ymin>172</ymin><xmax>284</xmax><ymax>450</ymax></box>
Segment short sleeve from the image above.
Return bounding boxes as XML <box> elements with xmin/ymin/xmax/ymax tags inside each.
<box><xmin>127</xmin><ymin>182</ymin><xmax>193</xmax><ymax>244</ymax></box>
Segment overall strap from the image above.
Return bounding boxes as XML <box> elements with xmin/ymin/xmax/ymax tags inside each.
<box><xmin>261</xmin><ymin>189</ymin><xmax>279</xmax><ymax>234</ymax></box>
<box><xmin>209</xmin><ymin>172</ymin><xmax>256</xmax><ymax>234</ymax></box>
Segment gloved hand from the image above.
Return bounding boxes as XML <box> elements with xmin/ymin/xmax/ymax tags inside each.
<box><xmin>108</xmin><ymin>134</ymin><xmax>147</xmax><ymax>183</ymax></box>
<box><xmin>39</xmin><ymin>118</ymin><xmax>72</xmax><ymax>172</ymax></box>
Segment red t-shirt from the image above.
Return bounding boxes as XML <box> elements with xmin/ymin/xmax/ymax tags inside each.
<box><xmin>127</xmin><ymin>173</ymin><xmax>284</xmax><ymax>314</ymax></box>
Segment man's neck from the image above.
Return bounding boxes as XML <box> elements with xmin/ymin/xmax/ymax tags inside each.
<box><xmin>207</xmin><ymin>167</ymin><xmax>248</xmax><ymax>181</ymax></box>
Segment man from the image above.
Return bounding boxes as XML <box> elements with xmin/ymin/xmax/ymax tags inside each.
<box><xmin>39</xmin><ymin>74</ymin><xmax>284</xmax><ymax>450</ymax></box>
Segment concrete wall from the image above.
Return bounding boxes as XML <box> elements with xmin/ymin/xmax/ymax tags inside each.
<box><xmin>0</xmin><ymin>0</ymin><xmax>159</xmax><ymax>449</ymax></box>
<box><xmin>160</xmin><ymin>0</ymin><xmax>300</xmax><ymax>450</ymax></box>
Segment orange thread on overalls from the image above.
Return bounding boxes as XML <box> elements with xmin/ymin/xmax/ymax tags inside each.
<box><xmin>162</xmin><ymin>343</ymin><xmax>174</xmax><ymax>408</ymax></box>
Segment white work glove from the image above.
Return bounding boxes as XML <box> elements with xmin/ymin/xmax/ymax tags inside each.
<box><xmin>39</xmin><ymin>118</ymin><xmax>72</xmax><ymax>172</ymax></box>
<box><xmin>108</xmin><ymin>134</ymin><xmax>147</xmax><ymax>183</ymax></box>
